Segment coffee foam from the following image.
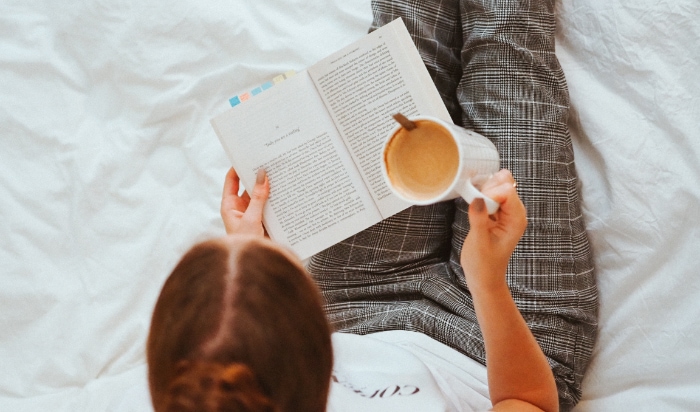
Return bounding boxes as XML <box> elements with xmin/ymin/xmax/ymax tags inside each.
<box><xmin>384</xmin><ymin>120</ymin><xmax>459</xmax><ymax>201</ymax></box>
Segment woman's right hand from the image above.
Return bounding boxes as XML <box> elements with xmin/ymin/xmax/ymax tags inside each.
<box><xmin>220</xmin><ymin>167</ymin><xmax>270</xmax><ymax>237</ymax></box>
<box><xmin>460</xmin><ymin>169</ymin><xmax>527</xmax><ymax>293</ymax></box>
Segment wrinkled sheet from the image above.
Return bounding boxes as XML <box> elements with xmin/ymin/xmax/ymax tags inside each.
<box><xmin>559</xmin><ymin>1</ymin><xmax>700</xmax><ymax>410</ymax></box>
<box><xmin>1</xmin><ymin>0</ymin><xmax>698</xmax><ymax>410</ymax></box>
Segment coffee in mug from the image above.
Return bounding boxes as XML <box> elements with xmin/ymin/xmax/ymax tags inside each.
<box><xmin>381</xmin><ymin>115</ymin><xmax>501</xmax><ymax>213</ymax></box>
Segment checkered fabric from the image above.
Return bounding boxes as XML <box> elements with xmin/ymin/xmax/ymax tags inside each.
<box><xmin>307</xmin><ymin>0</ymin><xmax>598</xmax><ymax>409</ymax></box>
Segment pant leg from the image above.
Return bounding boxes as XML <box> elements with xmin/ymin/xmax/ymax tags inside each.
<box><xmin>448</xmin><ymin>0</ymin><xmax>598</xmax><ymax>409</ymax></box>
<box><xmin>371</xmin><ymin>0</ymin><xmax>464</xmax><ymax>123</ymax></box>
<box><xmin>307</xmin><ymin>0</ymin><xmax>481</xmax><ymax>345</ymax></box>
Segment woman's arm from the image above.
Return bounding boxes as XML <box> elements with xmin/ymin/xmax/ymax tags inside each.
<box><xmin>461</xmin><ymin>170</ymin><xmax>559</xmax><ymax>412</ymax></box>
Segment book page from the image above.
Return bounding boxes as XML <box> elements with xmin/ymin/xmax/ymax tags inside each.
<box><xmin>308</xmin><ymin>18</ymin><xmax>452</xmax><ymax>218</ymax></box>
<box><xmin>210</xmin><ymin>72</ymin><xmax>381</xmax><ymax>260</ymax></box>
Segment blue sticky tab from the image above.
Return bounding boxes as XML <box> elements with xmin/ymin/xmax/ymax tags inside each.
<box><xmin>261</xmin><ymin>81</ymin><xmax>273</xmax><ymax>90</ymax></box>
<box><xmin>250</xmin><ymin>87</ymin><xmax>263</xmax><ymax>96</ymax></box>
<box><xmin>229</xmin><ymin>96</ymin><xmax>241</xmax><ymax>107</ymax></box>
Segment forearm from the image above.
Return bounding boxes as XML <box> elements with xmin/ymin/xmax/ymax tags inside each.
<box><xmin>470</xmin><ymin>281</ymin><xmax>559</xmax><ymax>412</ymax></box>
<box><xmin>458</xmin><ymin>1</ymin><xmax>597</xmax><ymax>408</ymax></box>
<box><xmin>459</xmin><ymin>180</ymin><xmax>556</xmax><ymax>409</ymax></box>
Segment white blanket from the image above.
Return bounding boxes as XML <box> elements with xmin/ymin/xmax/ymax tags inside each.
<box><xmin>1</xmin><ymin>0</ymin><xmax>698</xmax><ymax>410</ymax></box>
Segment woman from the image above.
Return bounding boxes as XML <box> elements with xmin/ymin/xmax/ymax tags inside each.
<box><xmin>148</xmin><ymin>0</ymin><xmax>597</xmax><ymax>410</ymax></box>
<box><xmin>149</xmin><ymin>168</ymin><xmax>558</xmax><ymax>411</ymax></box>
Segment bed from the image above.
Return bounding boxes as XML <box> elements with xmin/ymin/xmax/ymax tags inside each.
<box><xmin>1</xmin><ymin>0</ymin><xmax>698</xmax><ymax>410</ymax></box>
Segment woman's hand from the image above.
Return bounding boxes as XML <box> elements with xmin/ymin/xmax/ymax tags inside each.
<box><xmin>220</xmin><ymin>167</ymin><xmax>270</xmax><ymax>237</ymax></box>
<box><xmin>461</xmin><ymin>169</ymin><xmax>527</xmax><ymax>293</ymax></box>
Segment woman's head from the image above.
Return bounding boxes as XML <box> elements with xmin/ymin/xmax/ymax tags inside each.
<box><xmin>147</xmin><ymin>236</ymin><xmax>333</xmax><ymax>412</ymax></box>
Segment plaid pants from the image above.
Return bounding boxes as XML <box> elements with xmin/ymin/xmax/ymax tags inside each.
<box><xmin>308</xmin><ymin>0</ymin><xmax>598</xmax><ymax>409</ymax></box>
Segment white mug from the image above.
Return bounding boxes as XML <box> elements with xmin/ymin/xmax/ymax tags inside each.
<box><xmin>381</xmin><ymin>116</ymin><xmax>501</xmax><ymax>214</ymax></box>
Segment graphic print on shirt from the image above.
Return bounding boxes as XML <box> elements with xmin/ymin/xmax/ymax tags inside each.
<box><xmin>331</xmin><ymin>371</ymin><xmax>420</xmax><ymax>399</ymax></box>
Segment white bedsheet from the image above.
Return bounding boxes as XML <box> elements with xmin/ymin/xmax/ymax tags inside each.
<box><xmin>1</xmin><ymin>0</ymin><xmax>698</xmax><ymax>410</ymax></box>
<box><xmin>559</xmin><ymin>1</ymin><xmax>700</xmax><ymax>410</ymax></box>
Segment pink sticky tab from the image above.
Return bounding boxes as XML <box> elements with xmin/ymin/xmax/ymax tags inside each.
<box><xmin>239</xmin><ymin>92</ymin><xmax>251</xmax><ymax>102</ymax></box>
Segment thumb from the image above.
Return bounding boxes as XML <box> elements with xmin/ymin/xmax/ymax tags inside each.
<box><xmin>242</xmin><ymin>169</ymin><xmax>269</xmax><ymax>224</ymax></box>
<box><xmin>468</xmin><ymin>198</ymin><xmax>491</xmax><ymax>233</ymax></box>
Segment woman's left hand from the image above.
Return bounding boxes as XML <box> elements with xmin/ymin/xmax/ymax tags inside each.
<box><xmin>220</xmin><ymin>167</ymin><xmax>269</xmax><ymax>237</ymax></box>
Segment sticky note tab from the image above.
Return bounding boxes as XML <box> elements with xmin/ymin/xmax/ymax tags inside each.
<box><xmin>227</xmin><ymin>76</ymin><xmax>286</xmax><ymax>107</ymax></box>
<box><xmin>284</xmin><ymin>70</ymin><xmax>296</xmax><ymax>79</ymax></box>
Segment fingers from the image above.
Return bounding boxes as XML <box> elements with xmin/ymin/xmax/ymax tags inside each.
<box><xmin>221</xmin><ymin>167</ymin><xmax>243</xmax><ymax>218</ymax></box>
<box><xmin>480</xmin><ymin>169</ymin><xmax>516</xmax><ymax>204</ymax></box>
<box><xmin>223</xmin><ymin>167</ymin><xmax>240</xmax><ymax>199</ymax></box>
<box><xmin>472</xmin><ymin>169</ymin><xmax>527</xmax><ymax>234</ymax></box>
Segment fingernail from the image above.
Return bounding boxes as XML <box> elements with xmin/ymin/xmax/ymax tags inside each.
<box><xmin>472</xmin><ymin>198</ymin><xmax>485</xmax><ymax>212</ymax></box>
<box><xmin>256</xmin><ymin>169</ymin><xmax>266</xmax><ymax>184</ymax></box>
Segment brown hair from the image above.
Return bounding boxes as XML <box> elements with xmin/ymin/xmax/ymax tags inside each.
<box><xmin>147</xmin><ymin>238</ymin><xmax>333</xmax><ymax>412</ymax></box>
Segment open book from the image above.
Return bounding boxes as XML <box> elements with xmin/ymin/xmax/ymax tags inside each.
<box><xmin>210</xmin><ymin>18</ymin><xmax>451</xmax><ymax>260</ymax></box>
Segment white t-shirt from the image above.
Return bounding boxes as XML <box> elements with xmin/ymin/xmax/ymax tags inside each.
<box><xmin>327</xmin><ymin>330</ymin><xmax>491</xmax><ymax>412</ymax></box>
<box><xmin>117</xmin><ymin>331</ymin><xmax>490</xmax><ymax>412</ymax></box>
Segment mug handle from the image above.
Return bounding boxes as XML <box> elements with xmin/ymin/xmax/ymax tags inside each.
<box><xmin>458</xmin><ymin>178</ymin><xmax>500</xmax><ymax>215</ymax></box>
